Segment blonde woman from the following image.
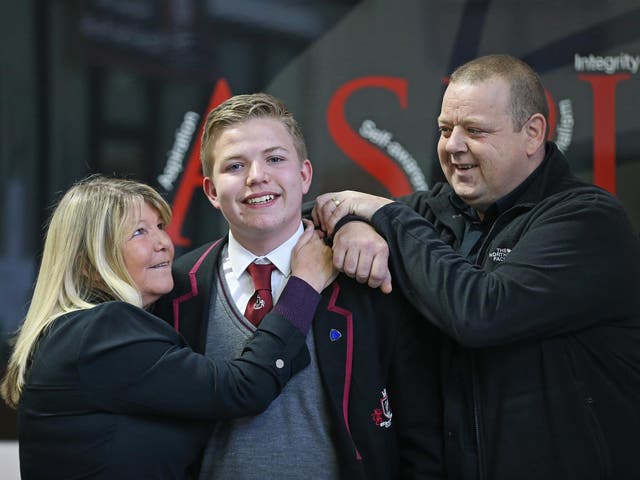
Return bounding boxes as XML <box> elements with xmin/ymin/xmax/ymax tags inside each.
<box><xmin>1</xmin><ymin>175</ymin><xmax>334</xmax><ymax>479</ymax></box>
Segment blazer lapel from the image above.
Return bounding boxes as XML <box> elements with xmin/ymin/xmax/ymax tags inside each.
<box><xmin>314</xmin><ymin>280</ymin><xmax>352</xmax><ymax>427</ymax></box>
<box><xmin>173</xmin><ymin>240</ymin><xmax>224</xmax><ymax>353</ymax></box>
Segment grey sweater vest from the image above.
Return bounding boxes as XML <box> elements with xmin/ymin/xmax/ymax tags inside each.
<box><xmin>198</xmin><ymin>261</ymin><xmax>340</xmax><ymax>480</ymax></box>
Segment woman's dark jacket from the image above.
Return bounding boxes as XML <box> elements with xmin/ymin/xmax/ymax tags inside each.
<box><xmin>18</xmin><ymin>301</ymin><xmax>309</xmax><ymax>479</ymax></box>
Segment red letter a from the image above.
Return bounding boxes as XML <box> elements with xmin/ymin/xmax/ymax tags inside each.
<box><xmin>166</xmin><ymin>79</ymin><xmax>233</xmax><ymax>247</ymax></box>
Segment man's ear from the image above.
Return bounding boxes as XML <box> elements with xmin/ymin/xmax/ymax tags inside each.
<box><xmin>202</xmin><ymin>176</ymin><xmax>220</xmax><ymax>209</ymax></box>
<box><xmin>300</xmin><ymin>159</ymin><xmax>313</xmax><ymax>195</ymax></box>
<box><xmin>524</xmin><ymin>113</ymin><xmax>547</xmax><ymax>156</ymax></box>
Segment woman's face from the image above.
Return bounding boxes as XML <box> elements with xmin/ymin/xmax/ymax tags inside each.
<box><xmin>122</xmin><ymin>201</ymin><xmax>174</xmax><ymax>307</ymax></box>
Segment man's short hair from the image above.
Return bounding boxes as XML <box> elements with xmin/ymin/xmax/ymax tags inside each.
<box><xmin>450</xmin><ymin>54</ymin><xmax>549</xmax><ymax>132</ymax></box>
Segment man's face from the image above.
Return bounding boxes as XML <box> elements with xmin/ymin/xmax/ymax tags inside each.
<box><xmin>437</xmin><ymin>78</ymin><xmax>536</xmax><ymax>215</ymax></box>
<box><xmin>203</xmin><ymin>117</ymin><xmax>312</xmax><ymax>254</ymax></box>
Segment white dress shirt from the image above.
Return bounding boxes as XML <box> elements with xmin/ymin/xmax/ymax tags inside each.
<box><xmin>222</xmin><ymin>223</ymin><xmax>304</xmax><ymax>314</ymax></box>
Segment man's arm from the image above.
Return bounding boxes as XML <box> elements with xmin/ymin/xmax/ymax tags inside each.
<box><xmin>331</xmin><ymin>222</ymin><xmax>392</xmax><ymax>293</ymax></box>
<box><xmin>372</xmin><ymin>190</ymin><xmax>640</xmax><ymax>346</ymax></box>
<box><xmin>314</xmin><ymin>187</ymin><xmax>640</xmax><ymax>346</ymax></box>
<box><xmin>312</xmin><ymin>190</ymin><xmax>392</xmax><ymax>236</ymax></box>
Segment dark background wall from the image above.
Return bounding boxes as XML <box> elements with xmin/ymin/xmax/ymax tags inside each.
<box><xmin>2</xmin><ymin>0</ymin><xmax>639</xmax><ymax>448</ymax></box>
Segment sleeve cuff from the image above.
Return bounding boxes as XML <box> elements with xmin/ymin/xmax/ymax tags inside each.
<box><xmin>272</xmin><ymin>276</ymin><xmax>321</xmax><ymax>335</ymax></box>
<box><xmin>328</xmin><ymin>214</ymin><xmax>368</xmax><ymax>245</ymax></box>
<box><xmin>370</xmin><ymin>202</ymin><xmax>400</xmax><ymax>231</ymax></box>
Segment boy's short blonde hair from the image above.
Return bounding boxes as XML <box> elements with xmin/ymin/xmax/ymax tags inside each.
<box><xmin>200</xmin><ymin>93</ymin><xmax>307</xmax><ymax>178</ymax></box>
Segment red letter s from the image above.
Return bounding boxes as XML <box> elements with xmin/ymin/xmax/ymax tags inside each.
<box><xmin>327</xmin><ymin>77</ymin><xmax>413</xmax><ymax>196</ymax></box>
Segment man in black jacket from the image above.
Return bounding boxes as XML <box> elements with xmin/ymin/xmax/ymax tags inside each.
<box><xmin>313</xmin><ymin>54</ymin><xmax>640</xmax><ymax>480</ymax></box>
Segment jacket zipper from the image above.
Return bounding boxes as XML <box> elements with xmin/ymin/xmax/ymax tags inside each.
<box><xmin>470</xmin><ymin>215</ymin><xmax>507</xmax><ymax>480</ymax></box>
<box><xmin>469</xmin><ymin>205</ymin><xmax>532</xmax><ymax>479</ymax></box>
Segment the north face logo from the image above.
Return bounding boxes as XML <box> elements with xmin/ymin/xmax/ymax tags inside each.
<box><xmin>488</xmin><ymin>247</ymin><xmax>512</xmax><ymax>263</ymax></box>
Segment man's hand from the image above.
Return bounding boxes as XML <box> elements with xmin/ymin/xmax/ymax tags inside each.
<box><xmin>291</xmin><ymin>219</ymin><xmax>338</xmax><ymax>293</ymax></box>
<box><xmin>312</xmin><ymin>190</ymin><xmax>393</xmax><ymax>236</ymax></box>
<box><xmin>332</xmin><ymin>221</ymin><xmax>392</xmax><ymax>294</ymax></box>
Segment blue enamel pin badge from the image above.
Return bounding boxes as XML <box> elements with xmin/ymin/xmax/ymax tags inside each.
<box><xmin>329</xmin><ymin>329</ymin><xmax>342</xmax><ymax>342</ymax></box>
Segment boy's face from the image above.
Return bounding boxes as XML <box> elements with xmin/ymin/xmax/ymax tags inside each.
<box><xmin>203</xmin><ymin>117</ymin><xmax>312</xmax><ymax>255</ymax></box>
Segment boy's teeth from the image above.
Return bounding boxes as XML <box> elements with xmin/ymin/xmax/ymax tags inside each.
<box><xmin>247</xmin><ymin>195</ymin><xmax>274</xmax><ymax>205</ymax></box>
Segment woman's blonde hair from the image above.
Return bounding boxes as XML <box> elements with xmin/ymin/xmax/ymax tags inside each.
<box><xmin>0</xmin><ymin>175</ymin><xmax>171</xmax><ymax>408</ymax></box>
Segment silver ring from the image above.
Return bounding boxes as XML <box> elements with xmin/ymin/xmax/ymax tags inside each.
<box><xmin>332</xmin><ymin>197</ymin><xmax>341</xmax><ymax>207</ymax></box>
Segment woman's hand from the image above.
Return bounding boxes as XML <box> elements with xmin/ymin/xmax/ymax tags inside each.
<box><xmin>291</xmin><ymin>220</ymin><xmax>338</xmax><ymax>293</ymax></box>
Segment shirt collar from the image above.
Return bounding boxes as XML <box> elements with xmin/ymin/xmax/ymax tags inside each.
<box><xmin>227</xmin><ymin>223</ymin><xmax>304</xmax><ymax>280</ymax></box>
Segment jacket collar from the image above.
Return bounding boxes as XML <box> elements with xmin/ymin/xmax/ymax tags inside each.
<box><xmin>447</xmin><ymin>142</ymin><xmax>576</xmax><ymax>220</ymax></box>
<box><xmin>422</xmin><ymin>142</ymin><xmax>577</xmax><ymax>241</ymax></box>
<box><xmin>505</xmin><ymin>142</ymin><xmax>576</xmax><ymax>206</ymax></box>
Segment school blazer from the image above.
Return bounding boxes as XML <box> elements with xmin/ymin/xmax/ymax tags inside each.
<box><xmin>157</xmin><ymin>238</ymin><xmax>445</xmax><ymax>479</ymax></box>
